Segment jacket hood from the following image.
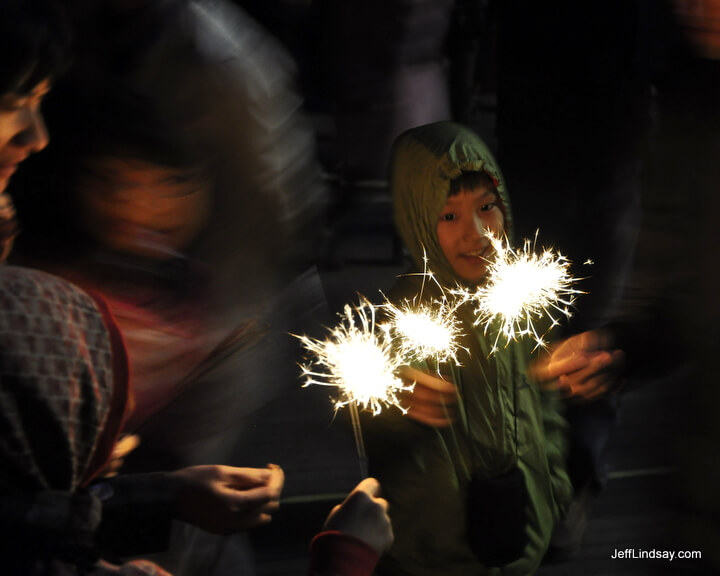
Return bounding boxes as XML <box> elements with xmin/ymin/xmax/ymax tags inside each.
<box><xmin>390</xmin><ymin>121</ymin><xmax>513</xmax><ymax>286</ymax></box>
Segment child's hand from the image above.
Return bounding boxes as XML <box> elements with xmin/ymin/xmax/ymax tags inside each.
<box><xmin>323</xmin><ymin>477</ymin><xmax>393</xmax><ymax>554</ymax></box>
<box><xmin>168</xmin><ymin>463</ymin><xmax>284</xmax><ymax>534</ymax></box>
<box><xmin>398</xmin><ymin>366</ymin><xmax>458</xmax><ymax>427</ymax></box>
<box><xmin>530</xmin><ymin>330</ymin><xmax>625</xmax><ymax>401</ymax></box>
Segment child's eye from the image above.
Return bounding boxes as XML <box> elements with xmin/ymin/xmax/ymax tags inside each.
<box><xmin>479</xmin><ymin>203</ymin><xmax>497</xmax><ymax>212</ymax></box>
<box><xmin>439</xmin><ymin>213</ymin><xmax>456</xmax><ymax>222</ymax></box>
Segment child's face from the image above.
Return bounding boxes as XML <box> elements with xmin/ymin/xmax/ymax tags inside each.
<box><xmin>77</xmin><ymin>156</ymin><xmax>211</xmax><ymax>260</ymax></box>
<box><xmin>436</xmin><ymin>184</ymin><xmax>504</xmax><ymax>284</ymax></box>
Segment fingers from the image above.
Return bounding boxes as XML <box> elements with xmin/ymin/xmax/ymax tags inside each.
<box><xmin>404</xmin><ymin>377</ymin><xmax>457</xmax><ymax>405</ymax></box>
<box><xmin>220</xmin><ymin>464</ymin><xmax>284</xmax><ymax>518</ymax></box>
<box><xmin>221</xmin><ymin>465</ymin><xmax>277</xmax><ymax>489</ymax></box>
<box><xmin>112</xmin><ymin>434</ymin><xmax>141</xmax><ymax>459</ymax></box>
<box><xmin>400</xmin><ymin>386</ymin><xmax>456</xmax><ymax>427</ymax></box>
<box><xmin>532</xmin><ymin>353</ymin><xmax>591</xmax><ymax>384</ymax></box>
<box><xmin>398</xmin><ymin>366</ymin><xmax>458</xmax><ymax>426</ymax></box>
<box><xmin>323</xmin><ymin>477</ymin><xmax>393</xmax><ymax>554</ymax></box>
<box><xmin>403</xmin><ymin>398</ymin><xmax>456</xmax><ymax>427</ymax></box>
<box><xmin>346</xmin><ymin>478</ymin><xmax>389</xmax><ymax>512</ymax></box>
<box><xmin>539</xmin><ymin>352</ymin><xmax>609</xmax><ymax>391</ymax></box>
<box><xmin>265</xmin><ymin>463</ymin><xmax>285</xmax><ymax>497</ymax></box>
<box><xmin>218</xmin><ymin>483</ymin><xmax>279</xmax><ymax>521</ymax></box>
<box><xmin>532</xmin><ymin>330</ymin><xmax>618</xmax><ymax>384</ymax></box>
<box><xmin>353</xmin><ymin>477</ymin><xmax>382</xmax><ymax>499</ymax></box>
<box><xmin>399</xmin><ymin>366</ymin><xmax>456</xmax><ymax>393</ymax></box>
<box><xmin>553</xmin><ymin>350</ymin><xmax>626</xmax><ymax>401</ymax></box>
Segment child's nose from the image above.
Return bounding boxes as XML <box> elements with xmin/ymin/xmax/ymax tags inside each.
<box><xmin>470</xmin><ymin>212</ymin><xmax>493</xmax><ymax>240</ymax></box>
<box><xmin>463</xmin><ymin>215</ymin><xmax>485</xmax><ymax>240</ymax></box>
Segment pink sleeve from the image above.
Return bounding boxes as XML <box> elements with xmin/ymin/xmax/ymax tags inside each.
<box><xmin>308</xmin><ymin>531</ymin><xmax>380</xmax><ymax>576</ymax></box>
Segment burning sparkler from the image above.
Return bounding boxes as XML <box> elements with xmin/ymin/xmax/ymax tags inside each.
<box><xmin>296</xmin><ymin>298</ymin><xmax>411</xmax><ymax>415</ymax></box>
<box><xmin>462</xmin><ymin>230</ymin><xmax>584</xmax><ymax>353</ymax></box>
<box><xmin>381</xmin><ymin>255</ymin><xmax>465</xmax><ymax>367</ymax></box>
<box><xmin>295</xmin><ymin>298</ymin><xmax>413</xmax><ymax>477</ymax></box>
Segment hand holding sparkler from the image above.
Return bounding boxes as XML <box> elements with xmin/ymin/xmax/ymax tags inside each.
<box><xmin>295</xmin><ymin>299</ymin><xmax>414</xmax><ymax>478</ymax></box>
<box><xmin>529</xmin><ymin>329</ymin><xmax>625</xmax><ymax>400</ymax></box>
<box><xmin>322</xmin><ymin>477</ymin><xmax>394</xmax><ymax>555</ymax></box>
<box><xmin>397</xmin><ymin>366</ymin><xmax>458</xmax><ymax>427</ymax></box>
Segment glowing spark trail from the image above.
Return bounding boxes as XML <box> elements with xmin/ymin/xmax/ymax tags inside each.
<box><xmin>295</xmin><ymin>298</ymin><xmax>412</xmax><ymax>416</ymax></box>
<box><xmin>464</xmin><ymin>231</ymin><xmax>584</xmax><ymax>353</ymax></box>
<box><xmin>381</xmin><ymin>255</ymin><xmax>465</xmax><ymax>367</ymax></box>
<box><xmin>296</xmin><ymin>298</ymin><xmax>413</xmax><ymax>478</ymax></box>
<box><xmin>383</xmin><ymin>301</ymin><xmax>463</xmax><ymax>365</ymax></box>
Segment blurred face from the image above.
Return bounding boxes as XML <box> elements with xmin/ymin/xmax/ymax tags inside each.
<box><xmin>77</xmin><ymin>157</ymin><xmax>212</xmax><ymax>260</ymax></box>
<box><xmin>436</xmin><ymin>184</ymin><xmax>504</xmax><ymax>284</ymax></box>
<box><xmin>0</xmin><ymin>79</ymin><xmax>51</xmax><ymax>192</ymax></box>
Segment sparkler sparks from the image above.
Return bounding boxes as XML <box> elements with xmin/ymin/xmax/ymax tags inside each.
<box><xmin>464</xmin><ymin>231</ymin><xmax>584</xmax><ymax>352</ymax></box>
<box><xmin>295</xmin><ymin>298</ymin><xmax>412</xmax><ymax>416</ymax></box>
<box><xmin>381</xmin><ymin>257</ymin><xmax>465</xmax><ymax>367</ymax></box>
<box><xmin>382</xmin><ymin>301</ymin><xmax>463</xmax><ymax>365</ymax></box>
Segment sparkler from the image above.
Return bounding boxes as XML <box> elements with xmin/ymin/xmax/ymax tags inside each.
<box><xmin>463</xmin><ymin>230</ymin><xmax>584</xmax><ymax>353</ymax></box>
<box><xmin>381</xmin><ymin>254</ymin><xmax>465</xmax><ymax>368</ymax></box>
<box><xmin>295</xmin><ymin>298</ymin><xmax>412</xmax><ymax>477</ymax></box>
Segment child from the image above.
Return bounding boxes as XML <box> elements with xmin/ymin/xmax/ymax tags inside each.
<box><xmin>0</xmin><ymin>265</ymin><xmax>390</xmax><ymax>575</ymax></box>
<box><xmin>364</xmin><ymin>122</ymin><xmax>572</xmax><ymax>575</ymax></box>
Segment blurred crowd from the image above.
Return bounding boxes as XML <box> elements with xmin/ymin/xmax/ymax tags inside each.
<box><xmin>0</xmin><ymin>0</ymin><xmax>719</xmax><ymax>574</ymax></box>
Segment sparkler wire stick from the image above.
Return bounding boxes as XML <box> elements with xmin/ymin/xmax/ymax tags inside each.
<box><xmin>294</xmin><ymin>298</ymin><xmax>412</xmax><ymax>478</ymax></box>
<box><xmin>349</xmin><ymin>402</ymin><xmax>368</xmax><ymax>479</ymax></box>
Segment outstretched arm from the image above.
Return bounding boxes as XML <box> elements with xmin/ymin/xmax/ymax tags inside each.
<box><xmin>95</xmin><ymin>463</ymin><xmax>284</xmax><ymax>557</ymax></box>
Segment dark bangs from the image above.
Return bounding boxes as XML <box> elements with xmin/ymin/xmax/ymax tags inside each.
<box><xmin>0</xmin><ymin>0</ymin><xmax>72</xmax><ymax>95</ymax></box>
<box><xmin>448</xmin><ymin>171</ymin><xmax>497</xmax><ymax>197</ymax></box>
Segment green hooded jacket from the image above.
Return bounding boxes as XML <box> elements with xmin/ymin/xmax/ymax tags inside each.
<box><xmin>363</xmin><ymin>122</ymin><xmax>572</xmax><ymax>576</ymax></box>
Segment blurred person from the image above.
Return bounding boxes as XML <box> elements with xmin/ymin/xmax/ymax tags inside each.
<box><xmin>56</xmin><ymin>0</ymin><xmax>327</xmax><ymax>295</ymax></box>
<box><xmin>363</xmin><ymin>122</ymin><xmax>571</xmax><ymax>576</ymax></box>
<box><xmin>15</xmin><ymin>84</ymin><xmax>254</xmax><ymax>442</ymax></box>
<box><xmin>0</xmin><ymin>4</ymin><xmax>354</xmax><ymax>575</ymax></box>
<box><xmin>530</xmin><ymin>2</ymin><xmax>720</xmax><ymax>570</ymax></box>
<box><xmin>0</xmin><ymin>0</ymin><xmax>71</xmax><ymax>262</ymax></box>
<box><xmin>495</xmin><ymin>1</ymin><xmax>654</xmax><ymax>557</ymax></box>
<box><xmin>12</xmin><ymin>0</ymin><xmax>330</xmax><ymax>454</ymax></box>
<box><xmin>0</xmin><ymin>264</ymin><xmax>283</xmax><ymax>573</ymax></box>
<box><xmin>10</xmin><ymin>0</ymin><xmax>324</xmax><ymax>444</ymax></box>
<box><xmin>0</xmin><ymin>264</ymin><xmax>391</xmax><ymax>575</ymax></box>
<box><xmin>8</xmin><ymin>2</ymin><xmax>331</xmax><ymax>572</ymax></box>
